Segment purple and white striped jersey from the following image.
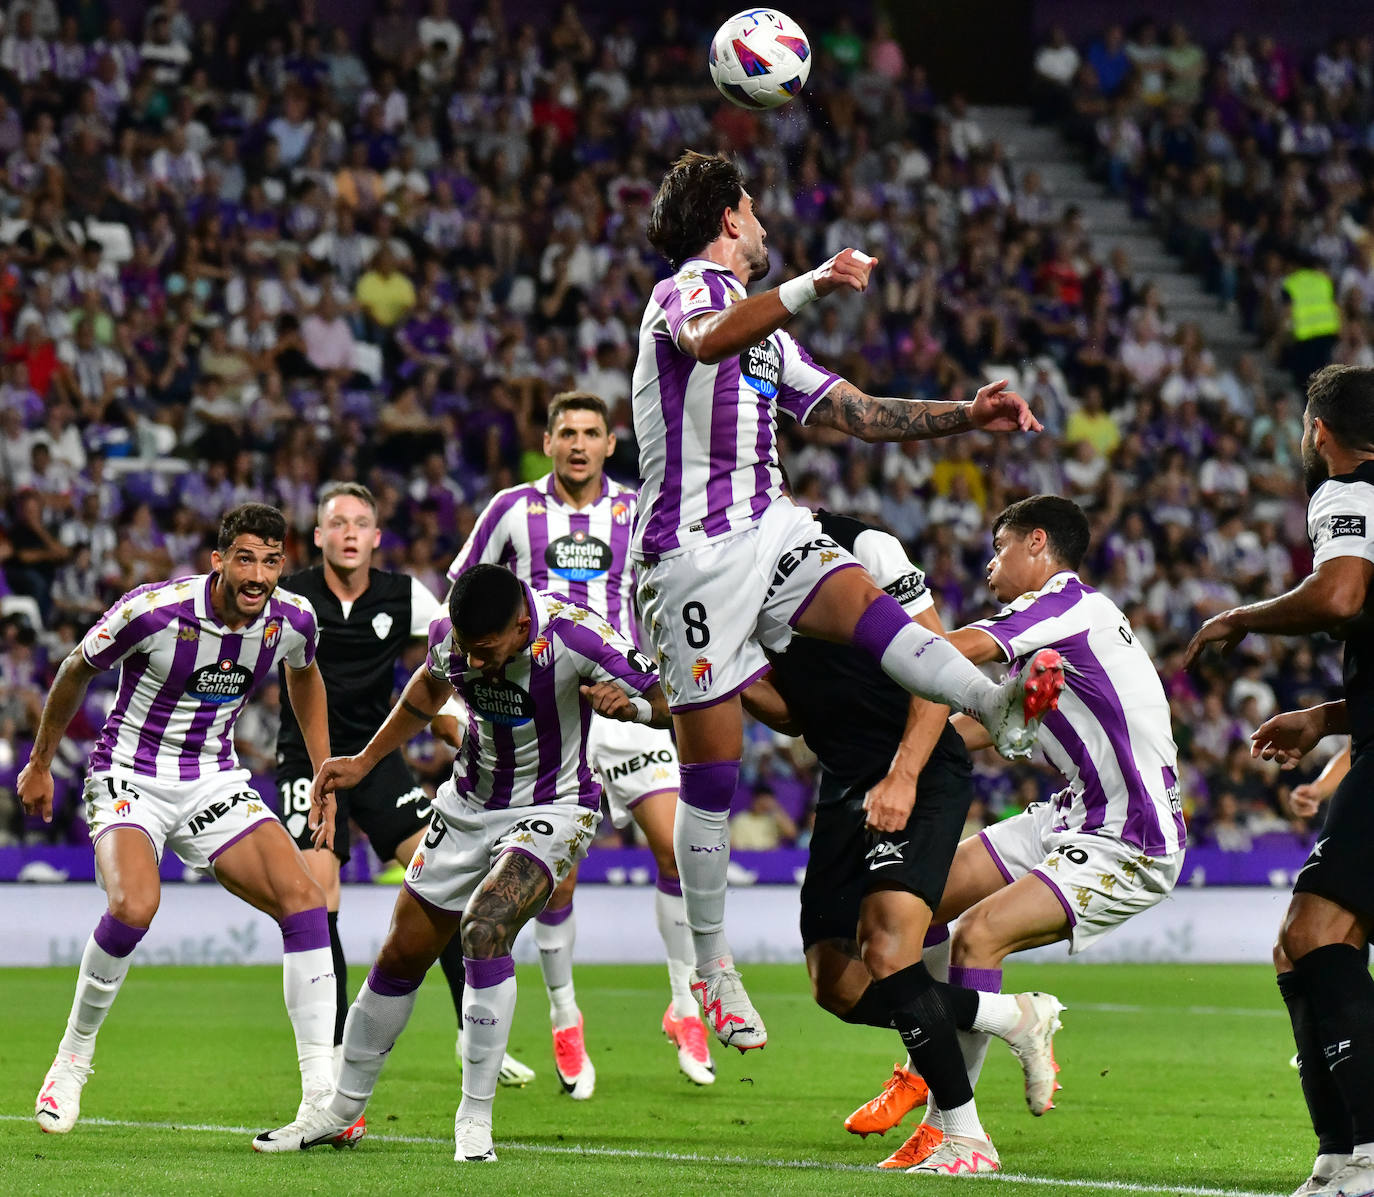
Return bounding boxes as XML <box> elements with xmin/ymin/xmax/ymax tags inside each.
<box><xmin>445</xmin><ymin>473</ymin><xmax>638</xmax><ymax>639</ymax></box>
<box><xmin>970</xmin><ymin>572</ymin><xmax>1185</xmax><ymax>858</ymax></box>
<box><xmin>631</xmin><ymin>258</ymin><xmax>841</xmax><ymax>561</ymax></box>
<box><xmin>81</xmin><ymin>575</ymin><xmax>318</xmax><ymax>782</ymax></box>
<box><xmin>425</xmin><ymin>584</ymin><xmax>659</xmax><ymax>813</ymax></box>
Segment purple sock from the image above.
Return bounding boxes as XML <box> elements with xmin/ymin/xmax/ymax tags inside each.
<box><xmin>93</xmin><ymin>912</ymin><xmax>147</xmax><ymax>959</ymax></box>
<box><xmin>949</xmin><ymin>965</ymin><xmax>1003</xmax><ymax>994</ymax></box>
<box><xmin>678</xmin><ymin>759</ymin><xmax>740</xmax><ymax>812</ymax></box>
<box><xmin>366</xmin><ymin>964</ymin><xmax>423</xmax><ymax>997</ymax></box>
<box><xmin>280</xmin><ymin>906</ymin><xmax>330</xmax><ymax>953</ymax></box>
<box><xmin>923</xmin><ymin>924</ymin><xmax>950</xmax><ymax>949</ymax></box>
<box><xmin>850</xmin><ymin>593</ymin><xmax>915</xmax><ymax>661</ymax></box>
<box><xmin>537</xmin><ymin>901</ymin><xmax>574</xmax><ymax>926</ymax></box>
<box><xmin>464</xmin><ymin>955</ymin><xmax>516</xmax><ymax>989</ymax></box>
<box><xmin>656</xmin><ymin>873</ymin><xmax>682</xmax><ymax>897</ymax></box>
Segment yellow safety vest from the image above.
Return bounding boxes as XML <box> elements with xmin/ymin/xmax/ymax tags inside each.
<box><xmin>1283</xmin><ymin>269</ymin><xmax>1341</xmax><ymax>341</ymax></box>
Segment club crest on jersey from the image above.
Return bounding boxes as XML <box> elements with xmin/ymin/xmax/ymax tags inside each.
<box><xmin>739</xmin><ymin>338</ymin><xmax>781</xmax><ymax>399</ymax></box>
<box><xmin>263</xmin><ymin>618</ymin><xmax>281</xmax><ymax>648</ymax></box>
<box><xmin>530</xmin><ymin>635</ymin><xmax>553</xmax><ymax>667</ymax></box>
<box><xmin>546</xmin><ymin>530</ymin><xmax>612</xmax><ymax>582</ymax></box>
<box><xmin>409</xmin><ymin>852</ymin><xmax>424</xmax><ymax>880</ymax></box>
<box><xmin>114</xmin><ymin>798</ymin><xmax>131</xmax><ymax>816</ymax></box>
<box><xmin>186</xmin><ymin>658</ymin><xmax>254</xmax><ymax>704</ymax></box>
<box><xmin>372</xmin><ymin>611</ymin><xmax>393</xmax><ymax>639</ymax></box>
<box><xmin>692</xmin><ymin>657</ymin><xmax>713</xmax><ymax>692</ymax></box>
<box><xmin>611</xmin><ymin>500</ymin><xmax>631</xmax><ymax>525</ymax></box>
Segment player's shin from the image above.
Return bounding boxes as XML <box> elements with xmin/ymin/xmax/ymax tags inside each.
<box><xmin>1293</xmin><ymin>944</ymin><xmax>1374</xmax><ymax>1148</ymax></box>
<box><xmin>326</xmin><ymin>911</ymin><xmax>348</xmax><ymax>1047</ymax></box>
<box><xmin>535</xmin><ymin>902</ymin><xmax>579</xmax><ymax>1028</ymax></box>
<box><xmin>950</xmin><ymin>966</ymin><xmax>1001</xmax><ymax>1091</ymax></box>
<box><xmin>655</xmin><ymin>875</ymin><xmax>696</xmax><ymax>1018</ymax></box>
<box><xmin>850</xmin><ymin>594</ymin><xmax>995</xmax><ymax>716</ymax></box>
<box><xmin>58</xmin><ymin>912</ymin><xmax>147</xmax><ymax>1059</ymax></box>
<box><xmin>458</xmin><ymin>956</ymin><xmax>518</xmax><ymax>1123</ymax></box>
<box><xmin>1278</xmin><ymin>969</ymin><xmax>1354</xmax><ymax>1160</ymax></box>
<box><xmin>332</xmin><ymin>965</ymin><xmax>422</xmax><ymax>1120</ymax></box>
<box><xmin>674</xmin><ymin>760</ymin><xmax>740</xmax><ymax>970</ymax></box>
<box><xmin>279</xmin><ymin>908</ymin><xmax>337</xmax><ymax>1096</ymax></box>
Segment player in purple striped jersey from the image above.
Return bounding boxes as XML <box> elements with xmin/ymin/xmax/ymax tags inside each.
<box><xmin>852</xmin><ymin>497</ymin><xmax>1184</xmax><ymax>1170</ymax></box>
<box><xmin>447</xmin><ymin>392</ymin><xmax>711</xmax><ymax>1092</ymax></box>
<box><xmin>635</xmin><ymin>151</ymin><xmax>1065</xmax><ymax>1049</ymax></box>
<box><xmin>263</xmin><ymin>564</ymin><xmax>670</xmax><ymax>1161</ymax></box>
<box><xmin>21</xmin><ymin>504</ymin><xmax>352</xmax><ymax>1149</ymax></box>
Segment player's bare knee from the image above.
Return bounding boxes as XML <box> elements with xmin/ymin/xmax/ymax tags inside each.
<box><xmin>107</xmin><ymin>892</ymin><xmax>158</xmax><ymax>928</ymax></box>
<box><xmin>1273</xmin><ymin>939</ymin><xmax>1293</xmax><ymax>974</ymax></box>
<box><xmin>859</xmin><ymin>929</ymin><xmax>908</xmax><ymax>981</ymax></box>
<box><xmin>949</xmin><ymin>911</ymin><xmax>1002</xmax><ymax>968</ymax></box>
<box><xmin>277</xmin><ymin>871</ymin><xmax>327</xmax><ymax>918</ymax></box>
<box><xmin>460</xmin><ymin>910</ymin><xmax>509</xmax><ymax>959</ymax></box>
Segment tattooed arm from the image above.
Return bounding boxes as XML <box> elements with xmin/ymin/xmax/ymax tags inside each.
<box><xmin>808</xmin><ymin>378</ymin><xmax>1042</xmax><ymax>444</ymax></box>
<box><xmin>462</xmin><ymin>849</ymin><xmax>555</xmax><ymax>957</ymax></box>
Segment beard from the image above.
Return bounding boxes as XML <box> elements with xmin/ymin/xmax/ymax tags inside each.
<box><xmin>745</xmin><ymin>239</ymin><xmax>770</xmax><ymax>282</ymax></box>
<box><xmin>226</xmin><ymin>578</ymin><xmax>274</xmax><ymax>618</ymax></box>
<box><xmin>1302</xmin><ymin>441</ymin><xmax>1329</xmax><ymax>495</ymax></box>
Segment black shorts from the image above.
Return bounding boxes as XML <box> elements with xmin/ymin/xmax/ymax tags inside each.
<box><xmin>1292</xmin><ymin>746</ymin><xmax>1374</xmax><ymax>922</ymax></box>
<box><xmin>800</xmin><ymin>728</ymin><xmax>973</xmax><ymax>950</ymax></box>
<box><xmin>276</xmin><ymin>750</ymin><xmax>431</xmax><ymax>865</ymax></box>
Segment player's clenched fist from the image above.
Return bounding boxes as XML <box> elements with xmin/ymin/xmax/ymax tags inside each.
<box><xmin>580</xmin><ymin>681</ymin><xmax>639</xmax><ymax>721</ymax></box>
<box><xmin>17</xmin><ymin>761</ymin><xmax>54</xmax><ymax>823</ymax></box>
<box><xmin>813</xmin><ymin>247</ymin><xmax>878</xmax><ymax>296</ymax></box>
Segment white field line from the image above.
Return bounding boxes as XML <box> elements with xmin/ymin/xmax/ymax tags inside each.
<box><xmin>0</xmin><ymin>1113</ymin><xmax>1284</xmax><ymax>1196</ymax></box>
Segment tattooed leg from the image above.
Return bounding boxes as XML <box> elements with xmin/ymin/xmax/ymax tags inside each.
<box><xmin>461</xmin><ymin>851</ymin><xmax>553</xmax><ymax>959</ymax></box>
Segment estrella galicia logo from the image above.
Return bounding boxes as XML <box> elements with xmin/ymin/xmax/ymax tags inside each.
<box><xmin>186</xmin><ymin>658</ymin><xmax>254</xmax><ymax>704</ymax></box>
<box><xmin>1330</xmin><ymin>514</ymin><xmax>1367</xmax><ymax>539</ymax></box>
<box><xmin>467</xmin><ymin>677</ymin><xmax>535</xmax><ymax>726</ymax></box>
<box><xmin>546</xmin><ymin>531</ymin><xmax>613</xmax><ymax>582</ymax></box>
<box><xmin>739</xmin><ymin>338</ymin><xmax>781</xmax><ymax>399</ymax></box>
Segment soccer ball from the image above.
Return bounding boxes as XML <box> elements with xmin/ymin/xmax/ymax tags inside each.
<box><xmin>708</xmin><ymin>9</ymin><xmax>812</xmax><ymax>110</ymax></box>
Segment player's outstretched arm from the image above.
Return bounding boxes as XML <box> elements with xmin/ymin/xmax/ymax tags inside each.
<box><xmin>1251</xmin><ymin>701</ymin><xmax>1348</xmax><ymax>769</ymax></box>
<box><xmin>1185</xmin><ymin>556</ymin><xmax>1374</xmax><ymax>669</ymax></box>
<box><xmin>17</xmin><ymin>647</ymin><xmax>102</xmax><ymax>823</ymax></box>
<box><xmin>580</xmin><ymin>680</ymin><xmax>672</xmax><ymax>729</ymax></box>
<box><xmin>312</xmin><ymin>666</ymin><xmax>454</xmax><ymax>807</ymax></box>
<box><xmin>678</xmin><ymin>248</ymin><xmax>877</xmax><ymax>365</ymax></box>
<box><xmin>808</xmin><ymin>378</ymin><xmax>1042</xmax><ymax>444</ymax></box>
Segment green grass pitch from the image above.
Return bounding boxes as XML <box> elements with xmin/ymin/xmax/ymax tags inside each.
<box><xmin>0</xmin><ymin>962</ymin><xmax>1309</xmax><ymax>1195</ymax></box>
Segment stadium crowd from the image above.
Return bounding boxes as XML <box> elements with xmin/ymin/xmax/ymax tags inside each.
<box><xmin>0</xmin><ymin>2</ymin><xmax>1350</xmax><ymax>862</ymax></box>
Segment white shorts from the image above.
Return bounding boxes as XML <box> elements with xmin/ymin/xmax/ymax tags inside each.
<box><xmin>403</xmin><ymin>795</ymin><xmax>601</xmax><ymax>914</ymax></box>
<box><xmin>83</xmin><ymin>769</ymin><xmax>279</xmax><ymax>873</ymax></box>
<box><xmin>587</xmin><ymin>716</ymin><xmax>680</xmax><ymax>829</ymax></box>
<box><xmin>636</xmin><ymin>499</ymin><xmax>862</xmax><ymax>713</ymax></box>
<box><xmin>977</xmin><ymin>798</ymin><xmax>1184</xmax><ymax>955</ymax></box>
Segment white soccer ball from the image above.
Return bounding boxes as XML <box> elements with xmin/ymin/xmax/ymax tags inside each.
<box><xmin>708</xmin><ymin>9</ymin><xmax>812</xmax><ymax>110</ymax></box>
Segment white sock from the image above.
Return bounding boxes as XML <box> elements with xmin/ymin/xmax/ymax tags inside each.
<box><xmin>283</xmin><ymin>945</ymin><xmax>337</xmax><ymax>1094</ymax></box>
<box><xmin>330</xmin><ymin>969</ymin><xmax>421</xmax><ymax>1122</ymax></box>
<box><xmin>939</xmin><ymin>1096</ymin><xmax>985</xmax><ymax>1139</ymax></box>
<box><xmin>58</xmin><ymin>935</ymin><xmax>135</xmax><ymax>1059</ymax></box>
<box><xmin>923</xmin><ymin>1093</ymin><xmax>942</xmax><ymax>1132</ymax></box>
<box><xmin>959</xmin><ymin>1029</ymin><xmax>994</xmax><ymax>1090</ymax></box>
<box><xmin>655</xmin><ymin>883</ymin><xmax>697</xmax><ymax>1018</ymax></box>
<box><xmin>535</xmin><ymin>906</ymin><xmax>577</xmax><ymax>1020</ymax></box>
<box><xmin>672</xmin><ymin>798</ymin><xmax>731</xmax><ymax>970</ymax></box>
<box><xmin>873</xmin><ymin>620</ymin><xmax>996</xmax><ymax>717</ymax></box>
<box><xmin>970</xmin><ymin>991</ymin><xmax>1023</xmax><ymax>1037</ymax></box>
<box><xmin>1354</xmin><ymin>1143</ymin><xmax>1374</xmax><ymax>1162</ymax></box>
<box><xmin>458</xmin><ymin>960</ymin><xmax>517</xmax><ymax>1123</ymax></box>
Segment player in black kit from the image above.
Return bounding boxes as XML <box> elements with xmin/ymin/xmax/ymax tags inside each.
<box><xmin>1190</xmin><ymin>365</ymin><xmax>1374</xmax><ymax>1197</ymax></box>
<box><xmin>741</xmin><ymin>509</ymin><xmax>1060</xmax><ymax>1175</ymax></box>
<box><xmin>277</xmin><ymin>482</ymin><xmax>534</xmax><ymax>1083</ymax></box>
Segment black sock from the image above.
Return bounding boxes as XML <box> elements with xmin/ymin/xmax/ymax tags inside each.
<box><xmin>1279</xmin><ymin>969</ymin><xmax>1354</xmax><ymax>1155</ymax></box>
<box><xmin>326</xmin><ymin>911</ymin><xmax>348</xmax><ymax>1047</ymax></box>
<box><xmin>1294</xmin><ymin>944</ymin><xmax>1374</xmax><ymax>1144</ymax></box>
<box><xmin>437</xmin><ymin>929</ymin><xmax>467</xmax><ymax>1027</ymax></box>
<box><xmin>837</xmin><ymin>986</ymin><xmax>894</xmax><ymax>1029</ymax></box>
<box><xmin>872</xmin><ymin>962</ymin><xmax>974</xmax><ymax>1110</ymax></box>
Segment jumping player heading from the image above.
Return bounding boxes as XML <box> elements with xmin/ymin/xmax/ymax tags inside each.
<box><xmin>633</xmin><ymin>150</ymin><xmax>1065</xmax><ymax>1049</ymax></box>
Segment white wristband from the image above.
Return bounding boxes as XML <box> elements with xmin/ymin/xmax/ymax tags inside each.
<box><xmin>778</xmin><ymin>271</ymin><xmax>818</xmax><ymax>315</ymax></box>
<box><xmin>628</xmin><ymin>696</ymin><xmax>655</xmax><ymax>725</ymax></box>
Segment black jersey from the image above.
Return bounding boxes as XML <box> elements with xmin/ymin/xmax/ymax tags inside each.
<box><xmin>1307</xmin><ymin>462</ymin><xmax>1374</xmax><ymax>753</ymax></box>
<box><xmin>276</xmin><ymin>566</ymin><xmax>443</xmax><ymax>762</ymax></box>
<box><xmin>765</xmin><ymin>510</ymin><xmax>966</xmax><ymax>800</ymax></box>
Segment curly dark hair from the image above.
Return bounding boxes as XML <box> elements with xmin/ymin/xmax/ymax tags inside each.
<box><xmin>647</xmin><ymin>150</ymin><xmax>746</xmax><ymax>270</ymax></box>
<box><xmin>217</xmin><ymin>503</ymin><xmax>287</xmax><ymax>552</ymax></box>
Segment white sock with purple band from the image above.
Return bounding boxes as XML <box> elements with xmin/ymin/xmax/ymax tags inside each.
<box><xmin>279</xmin><ymin>908</ymin><xmax>337</xmax><ymax>1095</ymax></box>
<box><xmin>331</xmin><ymin>965</ymin><xmax>421</xmax><ymax>1121</ymax></box>
<box><xmin>949</xmin><ymin>965</ymin><xmax>1001</xmax><ymax>1091</ymax></box>
<box><xmin>675</xmin><ymin>760</ymin><xmax>740</xmax><ymax>972</ymax></box>
<box><xmin>655</xmin><ymin>874</ymin><xmax>697</xmax><ymax>1019</ymax></box>
<box><xmin>850</xmin><ymin>595</ymin><xmax>997</xmax><ymax>717</ymax></box>
<box><xmin>535</xmin><ymin>902</ymin><xmax>579</xmax><ymax>1028</ymax></box>
<box><xmin>58</xmin><ymin>912</ymin><xmax>147</xmax><ymax>1059</ymax></box>
<box><xmin>458</xmin><ymin>956</ymin><xmax>518</xmax><ymax>1123</ymax></box>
